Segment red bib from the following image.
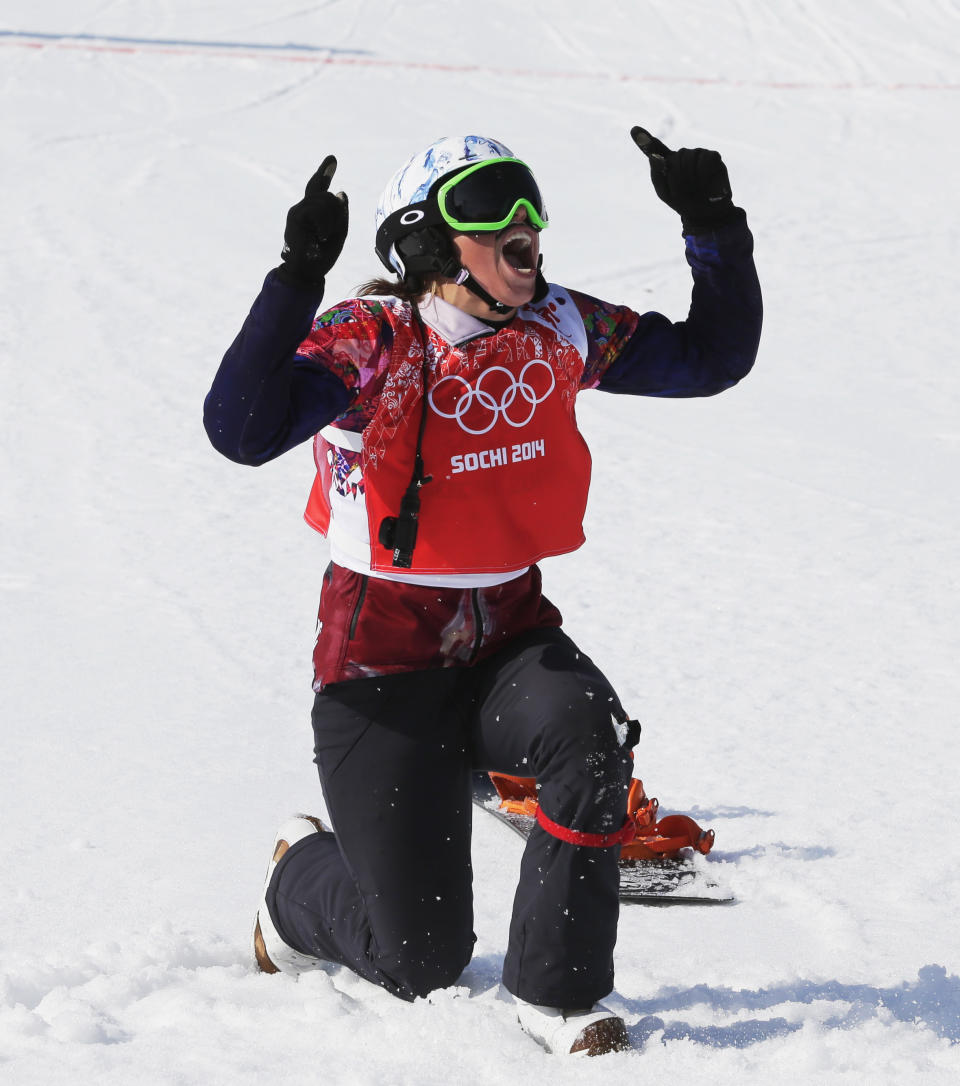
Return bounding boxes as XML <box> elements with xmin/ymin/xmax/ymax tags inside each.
<box><xmin>305</xmin><ymin>293</ymin><xmax>592</xmax><ymax>577</ymax></box>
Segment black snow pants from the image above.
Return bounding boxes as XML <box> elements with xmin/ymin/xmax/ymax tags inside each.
<box><xmin>265</xmin><ymin>627</ymin><xmax>635</xmax><ymax>1008</ymax></box>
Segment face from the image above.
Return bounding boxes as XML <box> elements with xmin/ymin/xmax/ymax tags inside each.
<box><xmin>444</xmin><ymin>209</ymin><xmax>541</xmax><ymax>318</ymax></box>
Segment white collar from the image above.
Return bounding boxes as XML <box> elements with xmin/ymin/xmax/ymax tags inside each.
<box><xmin>415</xmin><ymin>293</ymin><xmax>500</xmax><ymax>347</ymax></box>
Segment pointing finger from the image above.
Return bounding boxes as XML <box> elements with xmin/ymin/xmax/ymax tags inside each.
<box><xmin>630</xmin><ymin>126</ymin><xmax>671</xmax><ymax>163</ymax></box>
<box><xmin>304</xmin><ymin>155</ymin><xmax>338</xmax><ymax>197</ymax></box>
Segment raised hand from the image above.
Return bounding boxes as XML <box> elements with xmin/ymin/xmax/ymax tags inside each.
<box><xmin>277</xmin><ymin>155</ymin><xmax>349</xmax><ymax>288</ymax></box>
<box><xmin>630</xmin><ymin>126</ymin><xmax>739</xmax><ymax>234</ymax></box>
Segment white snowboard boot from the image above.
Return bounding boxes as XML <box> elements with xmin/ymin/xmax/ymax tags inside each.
<box><xmin>503</xmin><ymin>989</ymin><xmax>630</xmax><ymax>1055</ymax></box>
<box><xmin>253</xmin><ymin>814</ymin><xmax>331</xmax><ymax>975</ymax></box>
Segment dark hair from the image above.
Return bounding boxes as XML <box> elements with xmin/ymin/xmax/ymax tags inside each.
<box><xmin>356</xmin><ymin>274</ymin><xmax>442</xmax><ymax>302</ymax></box>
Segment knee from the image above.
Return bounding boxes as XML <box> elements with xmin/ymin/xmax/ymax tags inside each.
<box><xmin>534</xmin><ymin>706</ymin><xmax>636</xmax><ymax>829</ymax></box>
<box><xmin>543</xmin><ymin>700</ymin><xmax>634</xmax><ymax>778</ymax></box>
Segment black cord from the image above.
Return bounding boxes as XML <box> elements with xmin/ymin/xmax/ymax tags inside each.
<box><xmin>376</xmin><ymin>301</ymin><xmax>433</xmax><ymax>568</ymax></box>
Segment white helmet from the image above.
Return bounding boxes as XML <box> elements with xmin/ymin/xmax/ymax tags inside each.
<box><xmin>375</xmin><ymin>135</ymin><xmax>516</xmax><ymax>232</ymax></box>
<box><xmin>374</xmin><ymin>135</ymin><xmax>528</xmax><ymax>283</ymax></box>
<box><xmin>373</xmin><ymin>135</ymin><xmax>547</xmax><ymax>314</ymax></box>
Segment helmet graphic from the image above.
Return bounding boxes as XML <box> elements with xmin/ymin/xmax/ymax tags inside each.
<box><xmin>374</xmin><ymin>135</ymin><xmax>528</xmax><ymax>283</ymax></box>
<box><xmin>376</xmin><ymin>135</ymin><xmax>516</xmax><ymax>231</ymax></box>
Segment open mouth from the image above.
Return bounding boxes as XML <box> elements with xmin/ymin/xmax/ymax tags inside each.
<box><xmin>499</xmin><ymin>226</ymin><xmax>538</xmax><ymax>274</ymax></box>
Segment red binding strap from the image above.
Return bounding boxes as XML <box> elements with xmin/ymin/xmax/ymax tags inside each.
<box><xmin>535</xmin><ymin>804</ymin><xmax>638</xmax><ymax>848</ymax></box>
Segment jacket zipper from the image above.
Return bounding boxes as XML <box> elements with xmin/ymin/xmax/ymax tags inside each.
<box><xmin>348</xmin><ymin>576</ymin><xmax>368</xmax><ymax>640</ymax></box>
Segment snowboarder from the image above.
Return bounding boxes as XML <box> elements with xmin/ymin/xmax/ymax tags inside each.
<box><xmin>203</xmin><ymin>127</ymin><xmax>761</xmax><ymax>1056</ymax></box>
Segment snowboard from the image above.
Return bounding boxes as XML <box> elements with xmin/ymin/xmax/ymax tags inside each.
<box><xmin>472</xmin><ymin>773</ymin><xmax>734</xmax><ymax>906</ymax></box>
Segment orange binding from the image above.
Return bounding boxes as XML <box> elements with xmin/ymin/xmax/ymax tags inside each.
<box><xmin>486</xmin><ymin>772</ymin><xmax>714</xmax><ymax>861</ymax></box>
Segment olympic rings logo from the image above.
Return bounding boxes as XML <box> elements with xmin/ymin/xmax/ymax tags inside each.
<box><xmin>427</xmin><ymin>361</ymin><xmax>555</xmax><ymax>435</ymax></box>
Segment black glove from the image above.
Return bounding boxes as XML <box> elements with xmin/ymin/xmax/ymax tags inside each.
<box><xmin>630</xmin><ymin>126</ymin><xmax>740</xmax><ymax>234</ymax></box>
<box><xmin>276</xmin><ymin>155</ymin><xmax>349</xmax><ymax>288</ymax></box>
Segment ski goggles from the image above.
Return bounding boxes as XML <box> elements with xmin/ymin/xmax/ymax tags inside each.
<box><xmin>435</xmin><ymin>157</ymin><xmax>549</xmax><ymax>233</ymax></box>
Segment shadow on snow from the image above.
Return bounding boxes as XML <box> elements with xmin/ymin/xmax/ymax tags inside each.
<box><xmin>621</xmin><ymin>964</ymin><xmax>960</xmax><ymax>1049</ymax></box>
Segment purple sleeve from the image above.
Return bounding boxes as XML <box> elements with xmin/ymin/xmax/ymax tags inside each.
<box><xmin>579</xmin><ymin>211</ymin><xmax>762</xmax><ymax>398</ymax></box>
<box><xmin>203</xmin><ymin>269</ymin><xmax>354</xmax><ymax>465</ymax></box>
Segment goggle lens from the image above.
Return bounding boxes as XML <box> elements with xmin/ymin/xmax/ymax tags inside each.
<box><xmin>437</xmin><ymin>158</ymin><xmax>548</xmax><ymax>232</ymax></box>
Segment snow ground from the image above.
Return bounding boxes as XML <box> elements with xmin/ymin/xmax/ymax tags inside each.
<box><xmin>1</xmin><ymin>1</ymin><xmax>959</xmax><ymax>1081</ymax></box>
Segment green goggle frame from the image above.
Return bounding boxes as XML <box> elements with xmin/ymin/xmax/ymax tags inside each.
<box><xmin>435</xmin><ymin>157</ymin><xmax>549</xmax><ymax>233</ymax></box>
